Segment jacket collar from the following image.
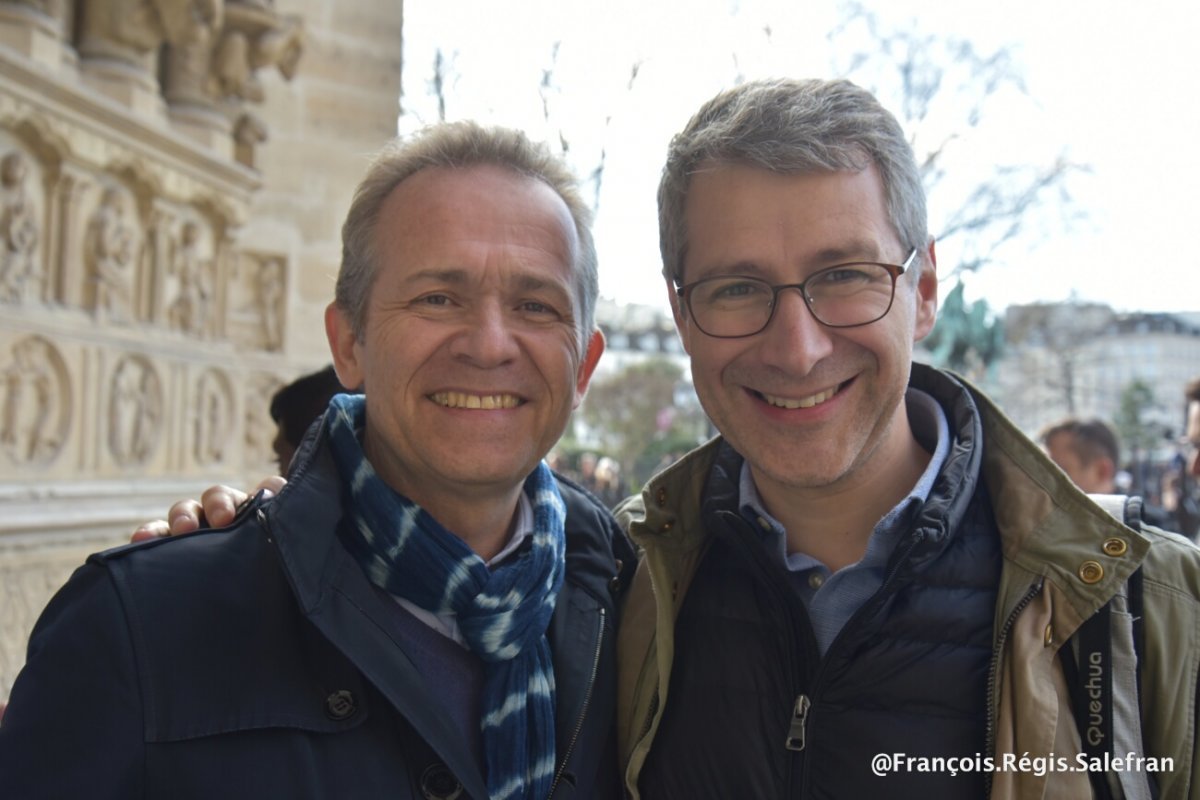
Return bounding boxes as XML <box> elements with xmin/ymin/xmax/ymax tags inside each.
<box><xmin>962</xmin><ymin>368</ymin><xmax>1151</xmax><ymax>621</ymax></box>
<box><xmin>266</xmin><ymin>413</ymin><xmax>616</xmax><ymax>798</ymax></box>
<box><xmin>267</xmin><ymin>413</ymin><xmax>491</xmax><ymax>800</ymax></box>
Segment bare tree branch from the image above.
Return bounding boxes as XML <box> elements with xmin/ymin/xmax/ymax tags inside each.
<box><xmin>830</xmin><ymin>2</ymin><xmax>1087</xmax><ymax>281</ymax></box>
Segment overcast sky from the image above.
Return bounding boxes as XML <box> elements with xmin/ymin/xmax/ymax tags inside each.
<box><xmin>397</xmin><ymin>0</ymin><xmax>1197</xmax><ymax>317</ymax></box>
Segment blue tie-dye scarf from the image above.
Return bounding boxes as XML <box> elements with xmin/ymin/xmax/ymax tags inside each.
<box><xmin>325</xmin><ymin>393</ymin><xmax>564</xmax><ymax>800</ymax></box>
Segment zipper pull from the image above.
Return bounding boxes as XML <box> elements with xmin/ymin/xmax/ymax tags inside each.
<box><xmin>785</xmin><ymin>694</ymin><xmax>810</xmax><ymax>751</ymax></box>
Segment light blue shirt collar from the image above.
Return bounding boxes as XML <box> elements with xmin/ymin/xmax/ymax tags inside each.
<box><xmin>738</xmin><ymin>387</ymin><xmax>951</xmax><ymax>571</ymax></box>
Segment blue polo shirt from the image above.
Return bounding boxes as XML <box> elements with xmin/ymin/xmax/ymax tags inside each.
<box><xmin>738</xmin><ymin>388</ymin><xmax>950</xmax><ymax>655</ymax></box>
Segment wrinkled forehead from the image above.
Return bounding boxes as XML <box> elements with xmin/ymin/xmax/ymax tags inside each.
<box><xmin>378</xmin><ymin>165</ymin><xmax>580</xmax><ymax>271</ymax></box>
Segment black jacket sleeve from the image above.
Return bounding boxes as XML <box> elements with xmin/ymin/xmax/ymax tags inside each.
<box><xmin>0</xmin><ymin>562</ymin><xmax>145</xmax><ymax>799</ymax></box>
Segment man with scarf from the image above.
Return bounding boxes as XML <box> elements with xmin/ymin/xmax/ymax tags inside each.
<box><xmin>0</xmin><ymin>122</ymin><xmax>633</xmax><ymax>800</ymax></box>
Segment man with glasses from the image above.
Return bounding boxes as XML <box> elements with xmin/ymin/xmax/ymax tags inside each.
<box><xmin>615</xmin><ymin>78</ymin><xmax>1200</xmax><ymax>799</ymax></box>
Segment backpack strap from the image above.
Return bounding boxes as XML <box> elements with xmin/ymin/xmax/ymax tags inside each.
<box><xmin>1061</xmin><ymin>494</ymin><xmax>1156</xmax><ymax>800</ymax></box>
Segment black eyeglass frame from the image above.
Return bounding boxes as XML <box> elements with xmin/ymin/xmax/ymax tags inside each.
<box><xmin>674</xmin><ymin>247</ymin><xmax>919</xmax><ymax>339</ymax></box>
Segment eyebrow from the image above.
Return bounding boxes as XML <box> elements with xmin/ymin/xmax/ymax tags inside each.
<box><xmin>808</xmin><ymin>243</ymin><xmax>889</xmax><ymax>264</ymax></box>
<box><xmin>402</xmin><ymin>268</ymin><xmax>470</xmax><ymax>286</ymax></box>
<box><xmin>692</xmin><ymin>243</ymin><xmax>889</xmax><ymax>282</ymax></box>
<box><xmin>403</xmin><ymin>268</ymin><xmax>573</xmax><ymax>298</ymax></box>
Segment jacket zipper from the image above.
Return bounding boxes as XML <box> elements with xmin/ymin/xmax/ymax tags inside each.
<box><xmin>785</xmin><ymin>695</ymin><xmax>811</xmax><ymax>751</ymax></box>
<box><xmin>793</xmin><ymin>527</ymin><xmax>927</xmax><ymax>797</ymax></box>
<box><xmin>548</xmin><ymin>607</ymin><xmax>605</xmax><ymax>799</ymax></box>
<box><xmin>717</xmin><ymin>513</ymin><xmax>806</xmax><ymax>795</ymax></box>
<box><xmin>982</xmin><ymin>580</ymin><xmax>1041</xmax><ymax>798</ymax></box>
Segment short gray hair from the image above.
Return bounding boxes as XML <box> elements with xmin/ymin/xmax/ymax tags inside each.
<box><xmin>658</xmin><ymin>78</ymin><xmax>927</xmax><ymax>282</ymax></box>
<box><xmin>337</xmin><ymin>121</ymin><xmax>599</xmax><ymax>349</ymax></box>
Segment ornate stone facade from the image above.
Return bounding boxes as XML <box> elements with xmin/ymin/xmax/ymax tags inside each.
<box><xmin>0</xmin><ymin>0</ymin><xmax>404</xmax><ymax>700</ymax></box>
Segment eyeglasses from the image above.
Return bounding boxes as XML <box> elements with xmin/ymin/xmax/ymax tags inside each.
<box><xmin>675</xmin><ymin>248</ymin><xmax>918</xmax><ymax>339</ymax></box>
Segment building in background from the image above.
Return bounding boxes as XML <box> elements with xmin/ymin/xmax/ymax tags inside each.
<box><xmin>994</xmin><ymin>305</ymin><xmax>1200</xmax><ymax>442</ymax></box>
<box><xmin>987</xmin><ymin>304</ymin><xmax>1200</xmax><ymax>506</ymax></box>
<box><xmin>590</xmin><ymin>296</ymin><xmax>687</xmax><ymax>375</ymax></box>
<box><xmin>0</xmin><ymin>0</ymin><xmax>404</xmax><ymax>701</ymax></box>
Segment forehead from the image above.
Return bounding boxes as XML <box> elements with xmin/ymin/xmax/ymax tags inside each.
<box><xmin>374</xmin><ymin>164</ymin><xmax>579</xmax><ymax>286</ymax></box>
<box><xmin>1188</xmin><ymin>400</ymin><xmax>1200</xmax><ymax>439</ymax></box>
<box><xmin>682</xmin><ymin>163</ymin><xmax>896</xmax><ymax>276</ymax></box>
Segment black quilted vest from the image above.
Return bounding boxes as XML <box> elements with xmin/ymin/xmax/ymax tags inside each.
<box><xmin>639</xmin><ymin>367</ymin><xmax>1003</xmax><ymax>798</ymax></box>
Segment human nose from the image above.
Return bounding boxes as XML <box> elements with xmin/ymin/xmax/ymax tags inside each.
<box><xmin>451</xmin><ymin>300</ymin><xmax>520</xmax><ymax>366</ymax></box>
<box><xmin>755</xmin><ymin>287</ymin><xmax>833</xmax><ymax>372</ymax></box>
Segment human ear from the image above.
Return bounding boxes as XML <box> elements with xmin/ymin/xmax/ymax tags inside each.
<box><xmin>325</xmin><ymin>302</ymin><xmax>365</xmax><ymax>391</ymax></box>
<box><xmin>572</xmin><ymin>329</ymin><xmax>606</xmax><ymax>408</ymax></box>
<box><xmin>667</xmin><ymin>277</ymin><xmax>693</xmax><ymax>355</ymax></box>
<box><xmin>913</xmin><ymin>238</ymin><xmax>939</xmax><ymax>341</ymax></box>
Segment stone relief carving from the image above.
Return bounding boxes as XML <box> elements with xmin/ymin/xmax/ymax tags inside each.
<box><xmin>232</xmin><ymin>112</ymin><xmax>267</xmax><ymax>168</ymax></box>
<box><xmin>167</xmin><ymin>220</ymin><xmax>212</xmax><ymax>337</ymax></box>
<box><xmin>159</xmin><ymin>0</ymin><xmax>224</xmax><ymax>110</ymax></box>
<box><xmin>0</xmin><ymin>336</ymin><xmax>68</xmax><ymax>466</ymax></box>
<box><xmin>107</xmin><ymin>354</ymin><xmax>161</xmax><ymax>466</ymax></box>
<box><xmin>243</xmin><ymin>371</ymin><xmax>281</xmax><ymax>467</ymax></box>
<box><xmin>0</xmin><ymin>151</ymin><xmax>41</xmax><ymax>304</ymax></box>
<box><xmin>84</xmin><ymin>187</ymin><xmax>138</xmax><ymax>322</ymax></box>
<box><xmin>157</xmin><ymin>0</ymin><xmax>303</xmax><ymax>158</ymax></box>
<box><xmin>192</xmin><ymin>367</ymin><xmax>232</xmax><ymax>465</ymax></box>
<box><xmin>211</xmin><ymin>27</ymin><xmax>256</xmax><ymax>101</ymax></box>
<box><xmin>257</xmin><ymin>256</ymin><xmax>284</xmax><ymax>351</ymax></box>
<box><xmin>209</xmin><ymin>2</ymin><xmax>303</xmax><ymax>102</ymax></box>
<box><xmin>77</xmin><ymin>0</ymin><xmax>220</xmax><ymax>64</ymax></box>
<box><xmin>227</xmin><ymin>250</ymin><xmax>286</xmax><ymax>352</ymax></box>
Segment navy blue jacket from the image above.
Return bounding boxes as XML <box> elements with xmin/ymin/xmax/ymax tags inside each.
<box><xmin>637</xmin><ymin>367</ymin><xmax>1003</xmax><ymax>798</ymax></box>
<box><xmin>0</xmin><ymin>417</ymin><xmax>635</xmax><ymax>799</ymax></box>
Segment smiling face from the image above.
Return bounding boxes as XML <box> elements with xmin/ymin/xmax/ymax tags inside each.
<box><xmin>327</xmin><ymin>164</ymin><xmax>603</xmax><ymax>504</ymax></box>
<box><xmin>672</xmin><ymin>163</ymin><xmax>937</xmax><ymax>499</ymax></box>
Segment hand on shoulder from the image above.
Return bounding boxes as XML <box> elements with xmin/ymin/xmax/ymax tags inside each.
<box><xmin>130</xmin><ymin>476</ymin><xmax>287</xmax><ymax>542</ymax></box>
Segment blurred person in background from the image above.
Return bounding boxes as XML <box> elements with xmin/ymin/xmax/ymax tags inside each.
<box><xmin>1039</xmin><ymin>416</ymin><xmax>1120</xmax><ymax>494</ymax></box>
<box><xmin>591</xmin><ymin>456</ymin><xmax>625</xmax><ymax>509</ymax></box>
<box><xmin>1175</xmin><ymin>377</ymin><xmax>1200</xmax><ymax>538</ymax></box>
<box><xmin>1187</xmin><ymin>377</ymin><xmax>1200</xmax><ymax>480</ymax></box>
<box><xmin>269</xmin><ymin>364</ymin><xmax>344</xmax><ymax>473</ymax></box>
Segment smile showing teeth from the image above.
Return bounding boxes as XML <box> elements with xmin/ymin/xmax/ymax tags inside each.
<box><xmin>761</xmin><ymin>386</ymin><xmax>837</xmax><ymax>410</ymax></box>
<box><xmin>430</xmin><ymin>391</ymin><xmax>522</xmax><ymax>410</ymax></box>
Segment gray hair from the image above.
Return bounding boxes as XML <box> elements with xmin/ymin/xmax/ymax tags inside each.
<box><xmin>658</xmin><ymin>78</ymin><xmax>927</xmax><ymax>283</ymax></box>
<box><xmin>337</xmin><ymin>121</ymin><xmax>599</xmax><ymax>349</ymax></box>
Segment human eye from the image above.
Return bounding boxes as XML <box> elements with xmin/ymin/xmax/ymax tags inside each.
<box><xmin>697</xmin><ymin>278</ymin><xmax>769</xmax><ymax>306</ymax></box>
<box><xmin>520</xmin><ymin>299</ymin><xmax>553</xmax><ymax>314</ymax></box>
<box><xmin>516</xmin><ymin>297</ymin><xmax>568</xmax><ymax>324</ymax></box>
<box><xmin>816</xmin><ymin>265</ymin><xmax>874</xmax><ymax>284</ymax></box>
<box><xmin>405</xmin><ymin>291</ymin><xmax>460</xmax><ymax>314</ymax></box>
<box><xmin>807</xmin><ymin>264</ymin><xmax>886</xmax><ymax>296</ymax></box>
<box><xmin>415</xmin><ymin>293</ymin><xmax>452</xmax><ymax>306</ymax></box>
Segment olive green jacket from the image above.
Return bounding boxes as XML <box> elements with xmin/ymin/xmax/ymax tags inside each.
<box><xmin>616</xmin><ymin>377</ymin><xmax>1200</xmax><ymax>800</ymax></box>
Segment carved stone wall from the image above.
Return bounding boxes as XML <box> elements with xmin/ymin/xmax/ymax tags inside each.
<box><xmin>0</xmin><ymin>0</ymin><xmax>404</xmax><ymax>701</ymax></box>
